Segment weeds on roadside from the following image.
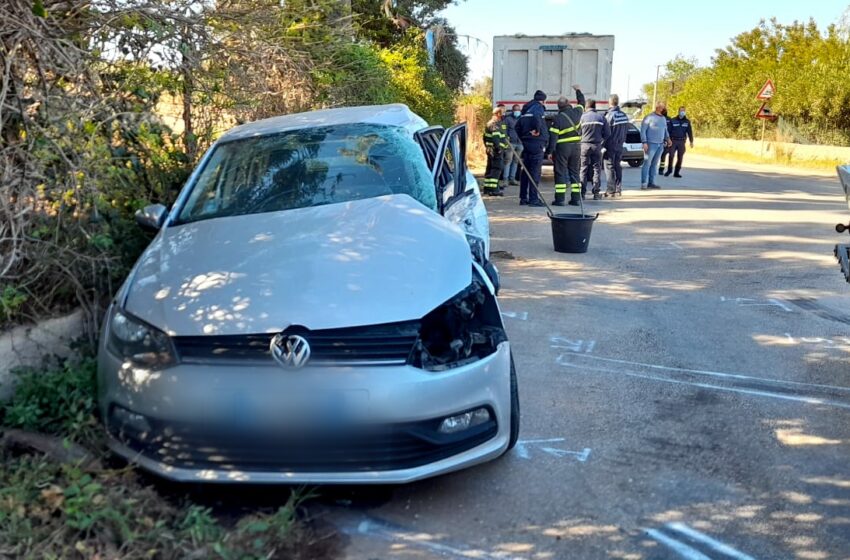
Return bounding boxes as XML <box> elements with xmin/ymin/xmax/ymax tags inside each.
<box><xmin>0</xmin><ymin>358</ymin><xmax>331</xmax><ymax>559</ymax></box>
<box><xmin>2</xmin><ymin>358</ymin><xmax>99</xmax><ymax>443</ymax></box>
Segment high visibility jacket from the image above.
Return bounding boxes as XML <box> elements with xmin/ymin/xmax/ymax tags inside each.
<box><xmin>483</xmin><ymin>120</ymin><xmax>508</xmax><ymax>152</ymax></box>
<box><xmin>546</xmin><ymin>89</ymin><xmax>585</xmax><ymax>155</ymax></box>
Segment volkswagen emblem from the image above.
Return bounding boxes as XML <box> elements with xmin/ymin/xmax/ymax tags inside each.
<box><xmin>270</xmin><ymin>334</ymin><xmax>311</xmax><ymax>369</ymax></box>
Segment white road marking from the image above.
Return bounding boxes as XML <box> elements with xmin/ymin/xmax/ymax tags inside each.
<box><xmin>354</xmin><ymin>517</ymin><xmax>518</xmax><ymax>560</ymax></box>
<box><xmin>721</xmin><ymin>296</ymin><xmax>793</xmax><ymax>312</ymax></box>
<box><xmin>666</xmin><ymin>522</ymin><xmax>757</xmax><ymax>560</ymax></box>
<box><xmin>515</xmin><ymin>438</ymin><xmax>591</xmax><ymax>462</ymax></box>
<box><xmin>550</xmin><ymin>336</ymin><xmax>596</xmax><ymax>353</ymax></box>
<box><xmin>541</xmin><ymin>447</ymin><xmax>592</xmax><ymax>462</ymax></box>
<box><xmin>645</xmin><ymin>528</ymin><xmax>712</xmax><ymax>560</ymax></box>
<box><xmin>501</xmin><ymin>311</ymin><xmax>529</xmax><ymax>321</ymax></box>
<box><xmin>669</xmin><ymin>241</ymin><xmax>684</xmax><ymax>250</ymax></box>
<box><xmin>553</xmin><ymin>352</ymin><xmax>850</xmax><ymax>393</ymax></box>
<box><xmin>555</xmin><ymin>356</ymin><xmax>850</xmax><ymax>410</ymax></box>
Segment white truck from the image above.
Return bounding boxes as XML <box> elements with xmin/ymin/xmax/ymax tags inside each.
<box><xmin>492</xmin><ymin>34</ymin><xmax>615</xmax><ymax>113</ymax></box>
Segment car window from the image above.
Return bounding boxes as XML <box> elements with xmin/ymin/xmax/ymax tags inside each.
<box><xmin>176</xmin><ymin>124</ymin><xmax>437</xmax><ymax>224</ymax></box>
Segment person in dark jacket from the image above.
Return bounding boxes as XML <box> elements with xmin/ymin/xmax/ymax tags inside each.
<box><xmin>546</xmin><ymin>86</ymin><xmax>585</xmax><ymax>206</ymax></box>
<box><xmin>482</xmin><ymin>106</ymin><xmax>507</xmax><ymax>196</ymax></box>
<box><xmin>501</xmin><ymin>104</ymin><xmax>522</xmax><ymax>187</ymax></box>
<box><xmin>603</xmin><ymin>94</ymin><xmax>630</xmax><ymax>197</ymax></box>
<box><xmin>514</xmin><ymin>90</ymin><xmax>549</xmax><ymax>207</ymax></box>
<box><xmin>578</xmin><ymin>99</ymin><xmax>610</xmax><ymax>200</ymax></box>
<box><xmin>663</xmin><ymin>106</ymin><xmax>694</xmax><ymax>177</ymax></box>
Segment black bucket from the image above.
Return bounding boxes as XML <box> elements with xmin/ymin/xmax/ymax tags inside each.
<box><xmin>550</xmin><ymin>213</ymin><xmax>598</xmax><ymax>253</ymax></box>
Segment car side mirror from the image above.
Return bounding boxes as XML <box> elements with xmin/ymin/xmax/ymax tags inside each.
<box><xmin>135</xmin><ymin>204</ymin><xmax>167</xmax><ymax>232</ymax></box>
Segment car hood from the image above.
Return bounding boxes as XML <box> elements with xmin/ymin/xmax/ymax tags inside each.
<box><xmin>124</xmin><ymin>195</ymin><xmax>472</xmax><ymax>336</ymax></box>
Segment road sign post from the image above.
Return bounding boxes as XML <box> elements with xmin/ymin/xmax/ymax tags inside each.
<box><xmin>755</xmin><ymin>80</ymin><xmax>777</xmax><ymax>155</ymax></box>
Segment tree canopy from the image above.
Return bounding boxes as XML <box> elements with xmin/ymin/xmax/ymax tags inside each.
<box><xmin>643</xmin><ymin>18</ymin><xmax>850</xmax><ymax>145</ymax></box>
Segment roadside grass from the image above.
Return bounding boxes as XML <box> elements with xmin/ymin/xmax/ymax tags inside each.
<box><xmin>0</xmin><ymin>357</ymin><xmax>335</xmax><ymax>559</ymax></box>
<box><xmin>690</xmin><ymin>145</ymin><xmax>845</xmax><ymax>172</ymax></box>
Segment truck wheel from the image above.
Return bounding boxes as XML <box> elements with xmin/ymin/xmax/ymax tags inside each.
<box><xmin>628</xmin><ymin>160</ymin><xmax>642</xmax><ymax>167</ymax></box>
<box><xmin>506</xmin><ymin>353</ymin><xmax>520</xmax><ymax>451</ymax></box>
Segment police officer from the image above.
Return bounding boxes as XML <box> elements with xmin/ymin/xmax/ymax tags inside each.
<box><xmin>578</xmin><ymin>99</ymin><xmax>610</xmax><ymax>200</ymax></box>
<box><xmin>482</xmin><ymin>106</ymin><xmax>508</xmax><ymax>196</ymax></box>
<box><xmin>664</xmin><ymin>106</ymin><xmax>694</xmax><ymax>177</ymax></box>
<box><xmin>546</xmin><ymin>86</ymin><xmax>585</xmax><ymax>206</ymax></box>
<box><xmin>515</xmin><ymin>90</ymin><xmax>549</xmax><ymax>207</ymax></box>
<box><xmin>603</xmin><ymin>94</ymin><xmax>629</xmax><ymax>197</ymax></box>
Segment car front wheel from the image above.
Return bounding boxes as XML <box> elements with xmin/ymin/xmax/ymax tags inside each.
<box><xmin>628</xmin><ymin>160</ymin><xmax>642</xmax><ymax>167</ymax></box>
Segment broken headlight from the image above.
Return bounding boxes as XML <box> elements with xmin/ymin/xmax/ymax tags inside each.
<box><xmin>107</xmin><ymin>307</ymin><xmax>176</xmax><ymax>368</ymax></box>
<box><xmin>410</xmin><ymin>275</ymin><xmax>507</xmax><ymax>371</ymax></box>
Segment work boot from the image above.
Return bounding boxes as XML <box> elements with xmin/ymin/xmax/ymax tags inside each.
<box><xmin>528</xmin><ymin>199</ymin><xmax>546</xmax><ymax>208</ymax></box>
<box><xmin>674</xmin><ymin>172</ymin><xmax>682</xmax><ymax>178</ymax></box>
<box><xmin>509</xmin><ymin>180</ymin><xmax>520</xmax><ymax>186</ymax></box>
<box><xmin>647</xmin><ymin>183</ymin><xmax>661</xmax><ymax>189</ymax></box>
<box><xmin>592</xmin><ymin>193</ymin><xmax>603</xmax><ymax>200</ymax></box>
<box><xmin>551</xmin><ymin>192</ymin><xmax>566</xmax><ymax>206</ymax></box>
<box><xmin>568</xmin><ymin>191</ymin><xmax>581</xmax><ymax>206</ymax></box>
<box><xmin>664</xmin><ymin>170</ymin><xmax>672</xmax><ymax>177</ymax></box>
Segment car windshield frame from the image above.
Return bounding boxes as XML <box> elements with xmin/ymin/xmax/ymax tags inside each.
<box><xmin>173</xmin><ymin>123</ymin><xmax>437</xmax><ymax>226</ymax></box>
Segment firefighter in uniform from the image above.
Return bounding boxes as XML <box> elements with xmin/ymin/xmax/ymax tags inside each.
<box><xmin>578</xmin><ymin>98</ymin><xmax>610</xmax><ymax>200</ymax></box>
<box><xmin>483</xmin><ymin>106</ymin><xmax>508</xmax><ymax>196</ymax></box>
<box><xmin>515</xmin><ymin>90</ymin><xmax>550</xmax><ymax>207</ymax></box>
<box><xmin>546</xmin><ymin>86</ymin><xmax>585</xmax><ymax>206</ymax></box>
<box><xmin>603</xmin><ymin>94</ymin><xmax>630</xmax><ymax>197</ymax></box>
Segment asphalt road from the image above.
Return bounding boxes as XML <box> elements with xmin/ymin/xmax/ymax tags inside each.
<box><xmin>325</xmin><ymin>154</ymin><xmax>850</xmax><ymax>560</ymax></box>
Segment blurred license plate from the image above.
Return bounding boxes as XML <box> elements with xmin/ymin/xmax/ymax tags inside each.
<box><xmin>219</xmin><ymin>388</ymin><xmax>369</xmax><ymax>427</ymax></box>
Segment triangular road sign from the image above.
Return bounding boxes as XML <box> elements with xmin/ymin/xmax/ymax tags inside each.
<box><xmin>755</xmin><ymin>102</ymin><xmax>778</xmax><ymax>121</ymax></box>
<box><xmin>756</xmin><ymin>79</ymin><xmax>776</xmax><ymax>100</ymax></box>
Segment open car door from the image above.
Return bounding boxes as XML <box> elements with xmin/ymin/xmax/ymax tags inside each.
<box><xmin>835</xmin><ymin>165</ymin><xmax>850</xmax><ymax>282</ymax></box>
<box><xmin>428</xmin><ymin>123</ymin><xmax>498</xmax><ymax>291</ymax></box>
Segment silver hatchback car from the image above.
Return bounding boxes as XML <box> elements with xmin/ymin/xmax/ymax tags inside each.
<box><xmin>98</xmin><ymin>104</ymin><xmax>519</xmax><ymax>483</ymax></box>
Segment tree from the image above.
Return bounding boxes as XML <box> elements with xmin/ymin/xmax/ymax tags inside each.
<box><xmin>639</xmin><ymin>19</ymin><xmax>850</xmax><ymax>144</ymax></box>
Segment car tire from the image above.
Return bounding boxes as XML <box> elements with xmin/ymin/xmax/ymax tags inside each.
<box><xmin>506</xmin><ymin>353</ymin><xmax>520</xmax><ymax>451</ymax></box>
<box><xmin>627</xmin><ymin>160</ymin><xmax>642</xmax><ymax>167</ymax></box>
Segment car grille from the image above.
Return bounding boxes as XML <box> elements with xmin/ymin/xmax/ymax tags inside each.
<box><xmin>110</xmin><ymin>415</ymin><xmax>497</xmax><ymax>473</ymax></box>
<box><xmin>172</xmin><ymin>321</ymin><xmax>421</xmax><ymax>366</ymax></box>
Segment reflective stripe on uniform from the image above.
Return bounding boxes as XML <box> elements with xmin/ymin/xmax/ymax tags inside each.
<box><xmin>570</xmin><ymin>183</ymin><xmax>581</xmax><ymax>193</ymax></box>
<box><xmin>557</xmin><ymin>137</ymin><xmax>580</xmax><ymax>144</ymax></box>
<box><xmin>555</xmin><ymin>183</ymin><xmax>567</xmax><ymax>193</ymax></box>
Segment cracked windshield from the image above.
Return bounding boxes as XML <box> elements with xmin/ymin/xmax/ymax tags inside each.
<box><xmin>2</xmin><ymin>0</ymin><xmax>850</xmax><ymax>559</ymax></box>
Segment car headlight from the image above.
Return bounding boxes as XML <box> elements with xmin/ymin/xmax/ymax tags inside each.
<box><xmin>410</xmin><ymin>274</ymin><xmax>507</xmax><ymax>371</ymax></box>
<box><xmin>107</xmin><ymin>307</ymin><xmax>176</xmax><ymax>368</ymax></box>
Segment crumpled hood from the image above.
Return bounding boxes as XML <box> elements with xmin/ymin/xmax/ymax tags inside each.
<box><xmin>124</xmin><ymin>195</ymin><xmax>472</xmax><ymax>336</ymax></box>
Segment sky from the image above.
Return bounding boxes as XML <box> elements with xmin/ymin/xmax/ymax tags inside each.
<box><xmin>441</xmin><ymin>0</ymin><xmax>848</xmax><ymax>101</ymax></box>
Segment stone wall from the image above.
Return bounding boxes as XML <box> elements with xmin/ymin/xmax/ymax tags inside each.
<box><xmin>0</xmin><ymin>310</ymin><xmax>85</xmax><ymax>400</ymax></box>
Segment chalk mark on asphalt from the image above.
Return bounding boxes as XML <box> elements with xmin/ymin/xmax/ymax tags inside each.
<box><xmin>720</xmin><ymin>296</ymin><xmax>793</xmax><ymax>312</ymax></box>
<box><xmin>645</xmin><ymin>523</ymin><xmax>757</xmax><ymax>560</ymax></box>
<box><xmin>550</xmin><ymin>336</ymin><xmax>596</xmax><ymax>353</ymax></box>
<box><xmin>515</xmin><ymin>438</ymin><xmax>591</xmax><ymax>462</ymax></box>
<box><xmin>501</xmin><ymin>311</ymin><xmax>529</xmax><ymax>321</ymax></box>
<box><xmin>338</xmin><ymin>514</ymin><xmax>525</xmax><ymax>560</ymax></box>
<box><xmin>555</xmin><ymin>355</ymin><xmax>850</xmax><ymax>410</ymax></box>
<box><xmin>553</xmin><ymin>352</ymin><xmax>850</xmax><ymax>394</ymax></box>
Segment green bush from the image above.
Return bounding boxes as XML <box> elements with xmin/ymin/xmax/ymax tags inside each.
<box><xmin>379</xmin><ymin>30</ymin><xmax>456</xmax><ymax>126</ymax></box>
<box><xmin>2</xmin><ymin>358</ymin><xmax>98</xmax><ymax>442</ymax></box>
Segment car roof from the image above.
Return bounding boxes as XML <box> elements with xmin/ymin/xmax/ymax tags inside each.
<box><xmin>218</xmin><ymin>104</ymin><xmax>429</xmax><ymax>142</ymax></box>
